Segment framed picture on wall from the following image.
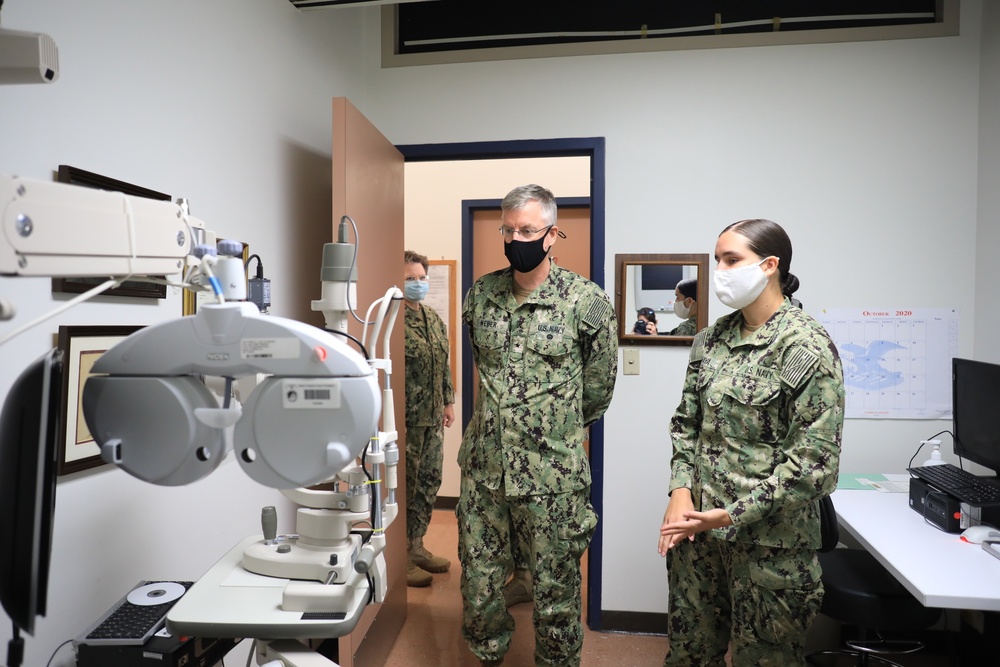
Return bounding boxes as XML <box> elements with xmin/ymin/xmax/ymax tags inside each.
<box><xmin>57</xmin><ymin>324</ymin><xmax>143</xmax><ymax>475</ymax></box>
<box><xmin>52</xmin><ymin>165</ymin><xmax>172</xmax><ymax>299</ymax></box>
<box><xmin>426</xmin><ymin>259</ymin><xmax>457</xmax><ymax>387</ymax></box>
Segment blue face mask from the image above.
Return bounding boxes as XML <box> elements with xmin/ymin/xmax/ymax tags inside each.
<box><xmin>404</xmin><ymin>280</ymin><xmax>429</xmax><ymax>302</ymax></box>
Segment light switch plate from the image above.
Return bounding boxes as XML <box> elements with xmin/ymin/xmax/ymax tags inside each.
<box><xmin>623</xmin><ymin>348</ymin><xmax>640</xmax><ymax>375</ymax></box>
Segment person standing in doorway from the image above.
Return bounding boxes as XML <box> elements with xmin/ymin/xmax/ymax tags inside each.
<box><xmin>403</xmin><ymin>250</ymin><xmax>455</xmax><ymax>587</ymax></box>
<box><xmin>458</xmin><ymin>184</ymin><xmax>618</xmax><ymax>666</ymax></box>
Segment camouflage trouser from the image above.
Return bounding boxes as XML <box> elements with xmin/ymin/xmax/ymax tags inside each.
<box><xmin>457</xmin><ymin>476</ymin><xmax>598</xmax><ymax>666</ymax></box>
<box><xmin>405</xmin><ymin>425</ymin><xmax>444</xmax><ymax>540</ymax></box>
<box><xmin>508</xmin><ymin>514</ymin><xmax>531</xmax><ymax>574</ymax></box>
<box><xmin>664</xmin><ymin>536</ymin><xmax>823</xmax><ymax>667</ymax></box>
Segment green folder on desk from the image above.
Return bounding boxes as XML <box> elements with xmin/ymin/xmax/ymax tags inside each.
<box><xmin>837</xmin><ymin>473</ymin><xmax>887</xmax><ymax>490</ymax></box>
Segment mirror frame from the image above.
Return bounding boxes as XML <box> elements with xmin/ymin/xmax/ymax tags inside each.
<box><xmin>614</xmin><ymin>253</ymin><xmax>710</xmax><ymax>346</ymax></box>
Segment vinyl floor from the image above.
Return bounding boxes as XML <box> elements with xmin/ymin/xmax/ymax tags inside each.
<box><xmin>382</xmin><ymin>510</ymin><xmax>960</xmax><ymax>667</ymax></box>
<box><xmin>382</xmin><ymin>509</ymin><xmax>667</xmax><ymax>667</ymax></box>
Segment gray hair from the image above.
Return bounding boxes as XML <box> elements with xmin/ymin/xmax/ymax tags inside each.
<box><xmin>404</xmin><ymin>249</ymin><xmax>428</xmax><ymax>272</ymax></box>
<box><xmin>501</xmin><ymin>184</ymin><xmax>557</xmax><ymax>228</ymax></box>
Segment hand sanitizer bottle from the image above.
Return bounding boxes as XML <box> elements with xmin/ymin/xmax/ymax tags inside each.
<box><xmin>921</xmin><ymin>440</ymin><xmax>945</xmax><ymax>467</ymax></box>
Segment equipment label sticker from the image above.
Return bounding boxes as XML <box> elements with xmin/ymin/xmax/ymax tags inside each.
<box><xmin>241</xmin><ymin>337</ymin><xmax>300</xmax><ymax>360</ymax></box>
<box><xmin>282</xmin><ymin>379</ymin><xmax>341</xmax><ymax>409</ymax></box>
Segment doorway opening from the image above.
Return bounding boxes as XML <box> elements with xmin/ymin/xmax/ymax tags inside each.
<box><xmin>397</xmin><ymin>137</ymin><xmax>608</xmax><ymax>629</ymax></box>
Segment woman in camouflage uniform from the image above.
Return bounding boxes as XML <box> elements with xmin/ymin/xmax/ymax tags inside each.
<box><xmin>658</xmin><ymin>219</ymin><xmax>844</xmax><ymax>667</ymax></box>
<box><xmin>664</xmin><ymin>278</ymin><xmax>698</xmax><ymax>336</ymax></box>
<box><xmin>403</xmin><ymin>250</ymin><xmax>455</xmax><ymax>587</ymax></box>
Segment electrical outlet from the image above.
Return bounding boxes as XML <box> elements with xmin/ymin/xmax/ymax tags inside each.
<box><xmin>623</xmin><ymin>348</ymin><xmax>640</xmax><ymax>375</ymax></box>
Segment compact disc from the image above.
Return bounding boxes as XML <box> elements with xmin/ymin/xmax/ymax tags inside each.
<box><xmin>127</xmin><ymin>581</ymin><xmax>186</xmax><ymax>606</ymax></box>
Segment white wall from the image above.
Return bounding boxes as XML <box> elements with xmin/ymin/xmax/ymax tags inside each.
<box><xmin>976</xmin><ymin>1</ymin><xmax>1000</xmax><ymax>364</ymax></box>
<box><xmin>1</xmin><ymin>0</ymin><xmax>996</xmax><ymax>654</ymax></box>
<box><xmin>362</xmin><ymin>3</ymin><xmax>992</xmax><ymax>615</ymax></box>
<box><xmin>0</xmin><ymin>1</ymin><xmax>371</xmax><ymax>665</ymax></box>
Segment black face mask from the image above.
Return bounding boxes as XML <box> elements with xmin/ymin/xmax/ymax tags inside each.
<box><xmin>504</xmin><ymin>235</ymin><xmax>549</xmax><ymax>273</ymax></box>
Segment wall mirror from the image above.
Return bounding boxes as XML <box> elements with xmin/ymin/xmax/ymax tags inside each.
<box><xmin>614</xmin><ymin>253</ymin><xmax>710</xmax><ymax>346</ymax></box>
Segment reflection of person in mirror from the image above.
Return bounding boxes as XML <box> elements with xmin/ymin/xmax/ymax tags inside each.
<box><xmin>664</xmin><ymin>278</ymin><xmax>698</xmax><ymax>336</ymax></box>
<box><xmin>634</xmin><ymin>306</ymin><xmax>657</xmax><ymax>335</ymax></box>
<box><xmin>657</xmin><ymin>218</ymin><xmax>844</xmax><ymax>666</ymax></box>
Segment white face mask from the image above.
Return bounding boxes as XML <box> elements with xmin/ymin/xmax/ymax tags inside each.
<box><xmin>714</xmin><ymin>258</ymin><xmax>769</xmax><ymax>309</ymax></box>
<box><xmin>674</xmin><ymin>299</ymin><xmax>691</xmax><ymax>320</ymax></box>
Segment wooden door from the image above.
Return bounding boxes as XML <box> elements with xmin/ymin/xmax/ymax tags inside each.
<box><xmin>330</xmin><ymin>97</ymin><xmax>406</xmax><ymax>667</ymax></box>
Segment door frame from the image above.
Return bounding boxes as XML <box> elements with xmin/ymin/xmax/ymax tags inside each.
<box><xmin>397</xmin><ymin>138</ymin><xmax>608</xmax><ymax>630</ymax></box>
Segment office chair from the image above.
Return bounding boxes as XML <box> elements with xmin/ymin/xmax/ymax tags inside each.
<box><xmin>806</xmin><ymin>495</ymin><xmax>943</xmax><ymax>667</ymax></box>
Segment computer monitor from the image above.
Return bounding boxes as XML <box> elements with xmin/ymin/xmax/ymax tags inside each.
<box><xmin>640</xmin><ymin>263</ymin><xmax>684</xmax><ymax>291</ymax></box>
<box><xmin>0</xmin><ymin>348</ymin><xmax>63</xmax><ymax>640</ymax></box>
<box><xmin>633</xmin><ymin>264</ymin><xmax>686</xmax><ymax>312</ymax></box>
<box><xmin>952</xmin><ymin>357</ymin><xmax>1000</xmax><ymax>478</ymax></box>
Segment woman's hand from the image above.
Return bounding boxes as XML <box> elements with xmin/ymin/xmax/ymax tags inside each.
<box><xmin>646</xmin><ymin>321</ymin><xmax>658</xmax><ymax>335</ymax></box>
<box><xmin>658</xmin><ymin>489</ymin><xmax>694</xmax><ymax>556</ymax></box>
<box><xmin>659</xmin><ymin>493</ymin><xmax>733</xmax><ymax>555</ymax></box>
<box><xmin>443</xmin><ymin>403</ymin><xmax>455</xmax><ymax>428</ymax></box>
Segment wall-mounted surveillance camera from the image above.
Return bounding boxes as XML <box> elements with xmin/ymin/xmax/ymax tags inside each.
<box><xmin>0</xmin><ymin>27</ymin><xmax>59</xmax><ymax>84</ymax></box>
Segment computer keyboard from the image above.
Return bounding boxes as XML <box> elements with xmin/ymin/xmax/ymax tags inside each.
<box><xmin>907</xmin><ymin>463</ymin><xmax>1000</xmax><ymax>505</ymax></box>
<box><xmin>76</xmin><ymin>580</ymin><xmax>192</xmax><ymax>646</ymax></box>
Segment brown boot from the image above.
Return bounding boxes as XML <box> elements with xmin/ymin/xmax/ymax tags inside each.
<box><xmin>503</xmin><ymin>568</ymin><xmax>532</xmax><ymax>607</ymax></box>
<box><xmin>409</xmin><ymin>536</ymin><xmax>450</xmax><ymax>573</ymax></box>
<box><xmin>407</xmin><ymin>560</ymin><xmax>432</xmax><ymax>587</ymax></box>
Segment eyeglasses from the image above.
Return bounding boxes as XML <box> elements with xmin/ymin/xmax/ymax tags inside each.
<box><xmin>638</xmin><ymin>308</ymin><xmax>655</xmax><ymax>318</ymax></box>
<box><xmin>404</xmin><ymin>276</ymin><xmax>428</xmax><ymax>283</ymax></box>
<box><xmin>499</xmin><ymin>225</ymin><xmax>552</xmax><ymax>240</ymax></box>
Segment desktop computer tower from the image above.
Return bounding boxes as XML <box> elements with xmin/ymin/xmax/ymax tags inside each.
<box><xmin>76</xmin><ymin>634</ymin><xmax>240</xmax><ymax>667</ymax></box>
<box><xmin>908</xmin><ymin>477</ymin><xmax>962</xmax><ymax>532</ymax></box>
<box><xmin>960</xmin><ymin>500</ymin><xmax>1000</xmax><ymax>530</ymax></box>
<box><xmin>908</xmin><ymin>477</ymin><xmax>1000</xmax><ymax>532</ymax></box>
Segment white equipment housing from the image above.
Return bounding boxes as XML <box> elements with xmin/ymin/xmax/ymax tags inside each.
<box><xmin>0</xmin><ymin>27</ymin><xmax>59</xmax><ymax>84</ymax></box>
<box><xmin>1</xmin><ymin>174</ymin><xmax>201</xmax><ymax>277</ymax></box>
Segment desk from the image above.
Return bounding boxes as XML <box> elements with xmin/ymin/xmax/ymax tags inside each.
<box><xmin>832</xmin><ymin>488</ymin><xmax>1000</xmax><ymax>612</ymax></box>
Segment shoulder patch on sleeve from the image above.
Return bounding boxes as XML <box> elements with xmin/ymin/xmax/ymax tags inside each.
<box><xmin>781</xmin><ymin>346</ymin><xmax>820</xmax><ymax>388</ymax></box>
<box><xmin>690</xmin><ymin>329</ymin><xmax>707</xmax><ymax>363</ymax></box>
<box><xmin>582</xmin><ymin>296</ymin><xmax>612</xmax><ymax>329</ymax></box>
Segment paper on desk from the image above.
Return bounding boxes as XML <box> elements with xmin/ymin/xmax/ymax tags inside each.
<box><xmin>837</xmin><ymin>473</ymin><xmax>910</xmax><ymax>492</ymax></box>
<box><xmin>863</xmin><ymin>478</ymin><xmax>910</xmax><ymax>493</ymax></box>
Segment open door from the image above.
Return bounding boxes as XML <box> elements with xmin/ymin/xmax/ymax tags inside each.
<box><xmin>330</xmin><ymin>97</ymin><xmax>407</xmax><ymax>667</ymax></box>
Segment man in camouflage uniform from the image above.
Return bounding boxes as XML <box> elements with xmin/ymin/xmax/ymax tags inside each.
<box><xmin>458</xmin><ymin>184</ymin><xmax>618</xmax><ymax>667</ymax></box>
<box><xmin>403</xmin><ymin>250</ymin><xmax>455</xmax><ymax>587</ymax></box>
<box><xmin>658</xmin><ymin>219</ymin><xmax>844</xmax><ymax>667</ymax></box>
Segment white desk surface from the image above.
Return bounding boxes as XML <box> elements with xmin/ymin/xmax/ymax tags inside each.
<box><xmin>832</xmin><ymin>488</ymin><xmax>1000</xmax><ymax>612</ymax></box>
